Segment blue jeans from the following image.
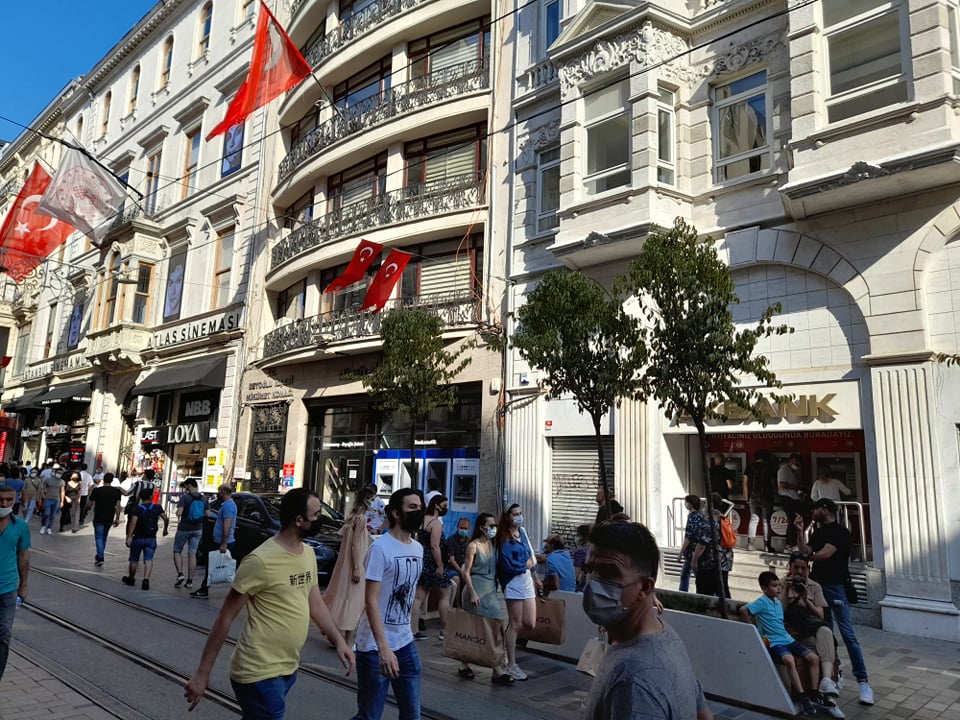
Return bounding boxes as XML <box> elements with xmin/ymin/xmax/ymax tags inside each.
<box><xmin>0</xmin><ymin>589</ymin><xmax>17</xmax><ymax>682</ymax></box>
<box><xmin>822</xmin><ymin>583</ymin><xmax>868</xmax><ymax>683</ymax></box>
<box><xmin>353</xmin><ymin>642</ymin><xmax>421</xmax><ymax>720</ymax></box>
<box><xmin>42</xmin><ymin>499</ymin><xmax>60</xmax><ymax>531</ymax></box>
<box><xmin>679</xmin><ymin>556</ymin><xmax>692</xmax><ymax>592</ymax></box>
<box><xmin>94</xmin><ymin>524</ymin><xmax>112</xmax><ymax>561</ymax></box>
<box><xmin>21</xmin><ymin>499</ymin><xmax>37</xmax><ymax>522</ymax></box>
<box><xmin>231</xmin><ymin>672</ymin><xmax>297</xmax><ymax>720</ymax></box>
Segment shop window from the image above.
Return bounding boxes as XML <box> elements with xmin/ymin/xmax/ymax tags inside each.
<box><xmin>404</xmin><ymin>124</ymin><xmax>486</xmax><ymax>190</ymax></box>
<box><xmin>155</xmin><ymin>392</ymin><xmax>174</xmax><ymax>425</ymax></box>
<box><xmin>132</xmin><ymin>264</ymin><xmax>154</xmax><ymax>324</ymax></box>
<box><xmin>823</xmin><ymin>0</ymin><xmax>907</xmax><ymax>123</ymax></box>
<box><xmin>536</xmin><ymin>147</ymin><xmax>560</xmax><ymax>234</ymax></box>
<box><xmin>713</xmin><ymin>70</ymin><xmax>769</xmax><ymax>183</ymax></box>
<box><xmin>327</xmin><ymin>153</ymin><xmax>387</xmax><ymax>213</ymax></box>
<box><xmin>657</xmin><ymin>87</ymin><xmax>676</xmax><ymax>185</ymax></box>
<box><xmin>584</xmin><ymin>77</ymin><xmax>631</xmax><ymax>194</ymax></box>
<box><xmin>182</xmin><ymin>129</ymin><xmax>201</xmax><ymax>198</ymax></box>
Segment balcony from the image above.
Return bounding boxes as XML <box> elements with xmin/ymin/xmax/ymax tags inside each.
<box><xmin>304</xmin><ymin>0</ymin><xmax>427</xmax><ymax>68</ymax></box>
<box><xmin>85</xmin><ymin>323</ymin><xmax>152</xmax><ymax>371</ymax></box>
<box><xmin>516</xmin><ymin>59</ymin><xmax>558</xmax><ymax>102</ymax></box>
<box><xmin>280</xmin><ymin>59</ymin><xmax>489</xmax><ymax>181</ymax></box>
<box><xmin>262</xmin><ymin>290</ymin><xmax>478</xmax><ymax>360</ymax></box>
<box><xmin>271</xmin><ymin>173</ymin><xmax>486</xmax><ymax>271</ymax></box>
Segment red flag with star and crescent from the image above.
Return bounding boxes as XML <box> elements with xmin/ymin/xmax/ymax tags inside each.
<box><xmin>360</xmin><ymin>249</ymin><xmax>412</xmax><ymax>313</ymax></box>
<box><xmin>207</xmin><ymin>0</ymin><xmax>312</xmax><ymax>139</ymax></box>
<box><xmin>0</xmin><ymin>163</ymin><xmax>75</xmax><ymax>281</ymax></box>
<box><xmin>324</xmin><ymin>239</ymin><xmax>384</xmax><ymax>294</ymax></box>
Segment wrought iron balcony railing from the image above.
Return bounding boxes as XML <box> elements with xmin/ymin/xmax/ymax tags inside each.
<box><xmin>280</xmin><ymin>58</ymin><xmax>489</xmax><ymax>180</ymax></box>
<box><xmin>271</xmin><ymin>173</ymin><xmax>485</xmax><ymax>270</ymax></box>
<box><xmin>303</xmin><ymin>0</ymin><xmax>426</xmax><ymax>68</ymax></box>
<box><xmin>263</xmin><ymin>290</ymin><xmax>478</xmax><ymax>359</ymax></box>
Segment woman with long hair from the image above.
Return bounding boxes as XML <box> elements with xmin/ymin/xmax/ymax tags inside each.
<box><xmin>495</xmin><ymin>503</ymin><xmax>541</xmax><ymax>681</ymax></box>
<box><xmin>323</xmin><ymin>485</ymin><xmax>377</xmax><ymax>645</ymax></box>
<box><xmin>457</xmin><ymin>512</ymin><xmax>513</xmax><ymax>684</ymax></box>
<box><xmin>62</xmin><ymin>471</ymin><xmax>83</xmax><ymax>533</ymax></box>
<box><xmin>411</xmin><ymin>494</ymin><xmax>454</xmax><ymax>639</ymax></box>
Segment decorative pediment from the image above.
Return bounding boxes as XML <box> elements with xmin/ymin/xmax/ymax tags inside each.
<box><xmin>137</xmin><ymin>125</ymin><xmax>169</xmax><ymax>150</ymax></box>
<box><xmin>552</xmin><ymin>0</ymin><xmax>638</xmax><ymax>49</ymax></box>
<box><xmin>172</xmin><ymin>96</ymin><xmax>211</xmax><ymax>128</ymax></box>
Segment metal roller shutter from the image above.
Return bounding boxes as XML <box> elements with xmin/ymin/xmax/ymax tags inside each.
<box><xmin>550</xmin><ymin>436</ymin><xmax>614</xmax><ymax>543</ymax></box>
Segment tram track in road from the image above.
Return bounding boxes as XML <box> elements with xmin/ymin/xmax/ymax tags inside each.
<box><xmin>30</xmin><ymin>566</ymin><xmax>455</xmax><ymax>720</ymax></box>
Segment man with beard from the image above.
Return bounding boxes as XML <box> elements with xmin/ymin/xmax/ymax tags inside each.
<box><xmin>352</xmin><ymin>488</ymin><xmax>424</xmax><ymax>720</ymax></box>
<box><xmin>184</xmin><ymin>488</ymin><xmax>355</xmax><ymax>717</ymax></box>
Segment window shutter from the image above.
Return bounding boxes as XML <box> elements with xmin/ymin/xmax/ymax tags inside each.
<box><xmin>419</xmin><ymin>255</ymin><xmax>470</xmax><ymax>295</ymax></box>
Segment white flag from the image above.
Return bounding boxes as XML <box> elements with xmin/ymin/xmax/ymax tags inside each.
<box><xmin>37</xmin><ymin>148</ymin><xmax>128</xmax><ymax>246</ymax></box>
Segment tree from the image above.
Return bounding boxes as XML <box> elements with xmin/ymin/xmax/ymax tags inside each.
<box><xmin>511</xmin><ymin>269</ymin><xmax>646</xmax><ymax>517</ymax></box>
<box><xmin>622</xmin><ymin>218</ymin><xmax>792</xmax><ymax>616</ymax></box>
<box><xmin>358</xmin><ymin>308</ymin><xmax>472</xmax><ymax>484</ymax></box>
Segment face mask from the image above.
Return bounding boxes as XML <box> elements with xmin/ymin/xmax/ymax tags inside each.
<box><xmin>439</xmin><ymin>507</ymin><xmax>448</xmax><ymax>517</ymax></box>
<box><xmin>485</xmin><ymin>527</ymin><xmax>497</xmax><ymax>539</ymax></box>
<box><xmin>513</xmin><ymin>514</ymin><xmax>524</xmax><ymax>527</ymax></box>
<box><xmin>0</xmin><ymin>507</ymin><xmax>13</xmax><ymax>519</ymax></box>
<box><xmin>400</xmin><ymin>509</ymin><xmax>423</xmax><ymax>533</ymax></box>
<box><xmin>582</xmin><ymin>576</ymin><xmax>636</xmax><ymax>628</ymax></box>
<box><xmin>457</xmin><ymin>529</ymin><xmax>469</xmax><ymax>538</ymax></box>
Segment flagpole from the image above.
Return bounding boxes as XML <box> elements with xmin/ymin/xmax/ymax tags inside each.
<box><xmin>309</xmin><ymin>72</ymin><xmax>345</xmax><ymax>121</ymax></box>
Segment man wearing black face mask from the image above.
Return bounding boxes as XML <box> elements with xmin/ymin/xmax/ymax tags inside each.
<box><xmin>582</xmin><ymin>522</ymin><xmax>713</xmax><ymax>720</ymax></box>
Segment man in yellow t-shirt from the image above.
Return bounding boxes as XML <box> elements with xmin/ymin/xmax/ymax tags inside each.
<box><xmin>185</xmin><ymin>488</ymin><xmax>355</xmax><ymax>718</ymax></box>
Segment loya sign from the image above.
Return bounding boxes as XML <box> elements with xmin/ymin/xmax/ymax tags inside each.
<box><xmin>140</xmin><ymin>422</ymin><xmax>211</xmax><ymax>446</ymax></box>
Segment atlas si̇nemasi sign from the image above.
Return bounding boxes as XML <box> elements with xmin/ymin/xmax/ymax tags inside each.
<box><xmin>151</xmin><ymin>307</ymin><xmax>243</xmax><ymax>349</ymax></box>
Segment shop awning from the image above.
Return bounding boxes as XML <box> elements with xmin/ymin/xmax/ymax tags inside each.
<box><xmin>132</xmin><ymin>356</ymin><xmax>227</xmax><ymax>396</ymax></box>
<box><xmin>3</xmin><ymin>387</ymin><xmax>49</xmax><ymax>412</ymax></box>
<box><xmin>40</xmin><ymin>382</ymin><xmax>93</xmax><ymax>406</ymax></box>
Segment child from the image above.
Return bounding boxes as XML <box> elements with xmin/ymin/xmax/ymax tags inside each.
<box><xmin>123</xmin><ymin>486</ymin><xmax>169</xmax><ymax>590</ymax></box>
<box><xmin>740</xmin><ymin>571</ymin><xmax>824</xmax><ymax>717</ymax></box>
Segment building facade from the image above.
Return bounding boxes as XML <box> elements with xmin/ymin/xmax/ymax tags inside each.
<box><xmin>504</xmin><ymin>0</ymin><xmax>960</xmax><ymax>640</ymax></box>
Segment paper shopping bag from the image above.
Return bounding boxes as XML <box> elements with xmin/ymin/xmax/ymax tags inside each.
<box><xmin>576</xmin><ymin>633</ymin><xmax>608</xmax><ymax>676</ymax></box>
<box><xmin>518</xmin><ymin>597</ymin><xmax>566</xmax><ymax>645</ymax></box>
<box><xmin>441</xmin><ymin>608</ymin><xmax>505</xmax><ymax>668</ymax></box>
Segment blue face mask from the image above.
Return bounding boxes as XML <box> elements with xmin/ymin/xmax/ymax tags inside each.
<box><xmin>457</xmin><ymin>529</ymin><xmax>469</xmax><ymax>538</ymax></box>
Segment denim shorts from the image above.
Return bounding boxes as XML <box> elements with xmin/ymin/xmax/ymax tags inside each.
<box><xmin>769</xmin><ymin>639</ymin><xmax>812</xmax><ymax>663</ymax></box>
<box><xmin>231</xmin><ymin>673</ymin><xmax>297</xmax><ymax>720</ymax></box>
<box><xmin>128</xmin><ymin>537</ymin><xmax>158</xmax><ymax>562</ymax></box>
<box><xmin>173</xmin><ymin>529</ymin><xmax>203</xmax><ymax>554</ymax></box>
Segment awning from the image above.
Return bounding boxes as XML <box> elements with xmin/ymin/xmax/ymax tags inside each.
<box><xmin>3</xmin><ymin>387</ymin><xmax>49</xmax><ymax>412</ymax></box>
<box><xmin>40</xmin><ymin>382</ymin><xmax>93</xmax><ymax>406</ymax></box>
<box><xmin>132</xmin><ymin>356</ymin><xmax>227</xmax><ymax>396</ymax></box>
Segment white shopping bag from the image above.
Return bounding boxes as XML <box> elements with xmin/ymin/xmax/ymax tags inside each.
<box><xmin>208</xmin><ymin>551</ymin><xmax>237</xmax><ymax>585</ymax></box>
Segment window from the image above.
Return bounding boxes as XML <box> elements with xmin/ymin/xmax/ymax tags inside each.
<box><xmin>132</xmin><ymin>264</ymin><xmax>154</xmax><ymax>324</ymax></box>
<box><xmin>100</xmin><ymin>92</ymin><xmax>111</xmax><ymax>137</ymax></box>
<box><xmin>536</xmin><ymin>147</ymin><xmax>560</xmax><ymax>234</ymax></box>
<box><xmin>102</xmin><ymin>255</ymin><xmax>122</xmax><ymax>328</ymax></box>
<box><xmin>543</xmin><ymin>0</ymin><xmax>560</xmax><ymax>52</ymax></box>
<box><xmin>13</xmin><ymin>323</ymin><xmax>31</xmax><ymax>377</ymax></box>
<box><xmin>404</xmin><ymin>125</ymin><xmax>486</xmax><ymax>190</ymax></box>
<box><xmin>44</xmin><ymin>303</ymin><xmax>58</xmax><ymax>357</ymax></box>
<box><xmin>713</xmin><ymin>70</ymin><xmax>769</xmax><ymax>183</ymax></box>
<box><xmin>198</xmin><ymin>2</ymin><xmax>213</xmax><ymax>57</ymax></box>
<box><xmin>657</xmin><ymin>87</ymin><xmax>676</xmax><ymax>185</ymax></box>
<box><xmin>320</xmin><ymin>265</ymin><xmax>368</xmax><ymax>312</ymax></box>
<box><xmin>289</xmin><ymin>108</ymin><xmax>320</xmax><ymax>147</ymax></box>
<box><xmin>328</xmin><ymin>154</ymin><xmax>387</xmax><ymax>213</ymax></box>
<box><xmin>339</xmin><ymin>0</ymin><xmax>379</xmax><ymax>26</ymax></box>
<box><xmin>823</xmin><ymin>0</ymin><xmax>907</xmax><ymax>122</ymax></box>
<box><xmin>221</xmin><ymin>123</ymin><xmax>243</xmax><ymax>177</ymax></box>
<box><xmin>160</xmin><ymin>36</ymin><xmax>174</xmax><ymax>88</ymax></box>
<box><xmin>282</xmin><ymin>190</ymin><xmax>314</xmax><ymax>230</ymax></box>
<box><xmin>145</xmin><ymin>150</ymin><xmax>162</xmax><ymax>215</ymax></box>
<box><xmin>76</xmin><ymin>115</ymin><xmax>84</xmax><ymax>142</ymax></box>
<box><xmin>182</xmin><ymin>130</ymin><xmax>201</xmax><ymax>198</ymax></box>
<box><xmin>398</xmin><ymin>237</ymin><xmax>482</xmax><ymax>299</ymax></box>
<box><xmin>333</xmin><ymin>56</ymin><xmax>391</xmax><ymax>115</ymax></box>
<box><xmin>277</xmin><ymin>280</ymin><xmax>307</xmax><ymax>322</ymax></box>
<box><xmin>584</xmin><ymin>77</ymin><xmax>631</xmax><ymax>194</ymax></box>
<box><xmin>242</xmin><ymin>0</ymin><xmax>255</xmax><ymax>21</ymax></box>
<box><xmin>128</xmin><ymin>66</ymin><xmax>141</xmax><ymax>114</ymax></box>
<box><xmin>409</xmin><ymin>20</ymin><xmax>489</xmax><ymax>80</ymax></box>
<box><xmin>212</xmin><ymin>227</ymin><xmax>234</xmax><ymax>308</ymax></box>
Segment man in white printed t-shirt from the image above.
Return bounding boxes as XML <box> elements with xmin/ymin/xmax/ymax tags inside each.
<box><xmin>352</xmin><ymin>488</ymin><xmax>423</xmax><ymax>720</ymax></box>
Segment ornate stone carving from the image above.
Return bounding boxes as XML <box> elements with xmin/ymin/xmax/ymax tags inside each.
<box><xmin>516</xmin><ymin>120</ymin><xmax>562</xmax><ymax>171</ymax></box>
<box><xmin>559</xmin><ymin>21</ymin><xmax>687</xmax><ymax>96</ymax></box>
<box><xmin>662</xmin><ymin>31</ymin><xmax>786</xmax><ymax>82</ymax></box>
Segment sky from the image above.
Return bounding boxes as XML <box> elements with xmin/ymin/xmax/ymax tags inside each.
<box><xmin>0</xmin><ymin>1</ymin><xmax>158</xmax><ymax>145</ymax></box>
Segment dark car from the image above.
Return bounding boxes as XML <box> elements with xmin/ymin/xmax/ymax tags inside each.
<box><xmin>200</xmin><ymin>492</ymin><xmax>342</xmax><ymax>582</ymax></box>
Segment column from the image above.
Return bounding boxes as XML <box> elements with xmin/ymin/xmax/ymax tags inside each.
<box><xmin>503</xmin><ymin>391</ymin><xmax>550</xmax><ymax>546</ymax></box>
<box><xmin>614</xmin><ymin>397</ymin><xmax>648</xmax><ymax>527</ymax></box>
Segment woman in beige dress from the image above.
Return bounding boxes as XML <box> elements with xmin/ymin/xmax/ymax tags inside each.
<box><xmin>323</xmin><ymin>485</ymin><xmax>376</xmax><ymax>644</ymax></box>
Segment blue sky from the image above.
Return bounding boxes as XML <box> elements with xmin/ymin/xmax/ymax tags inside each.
<box><xmin>0</xmin><ymin>1</ymin><xmax>157</xmax><ymax>145</ymax></box>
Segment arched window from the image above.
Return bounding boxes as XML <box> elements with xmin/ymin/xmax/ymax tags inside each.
<box><xmin>198</xmin><ymin>3</ymin><xmax>213</xmax><ymax>57</ymax></box>
<box><xmin>101</xmin><ymin>92</ymin><xmax>112</xmax><ymax>137</ymax></box>
<box><xmin>161</xmin><ymin>36</ymin><xmax>174</xmax><ymax>87</ymax></box>
<box><xmin>129</xmin><ymin>65</ymin><xmax>141</xmax><ymax>113</ymax></box>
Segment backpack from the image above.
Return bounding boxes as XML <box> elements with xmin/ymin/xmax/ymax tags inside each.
<box><xmin>719</xmin><ymin>515</ymin><xmax>737</xmax><ymax>549</ymax></box>
<box><xmin>136</xmin><ymin>503</ymin><xmax>161</xmax><ymax>537</ymax></box>
<box><xmin>187</xmin><ymin>494</ymin><xmax>206</xmax><ymax>522</ymax></box>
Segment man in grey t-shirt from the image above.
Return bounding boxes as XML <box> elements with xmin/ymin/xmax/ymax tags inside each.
<box><xmin>582</xmin><ymin>521</ymin><xmax>712</xmax><ymax>720</ymax></box>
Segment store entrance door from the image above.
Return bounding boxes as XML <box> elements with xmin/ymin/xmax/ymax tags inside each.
<box><xmin>247</xmin><ymin>403</ymin><xmax>288</xmax><ymax>494</ymax></box>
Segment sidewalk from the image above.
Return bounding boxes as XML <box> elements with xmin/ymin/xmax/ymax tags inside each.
<box><xmin>0</xmin><ymin>650</ymin><xmax>116</xmax><ymax>720</ymax></box>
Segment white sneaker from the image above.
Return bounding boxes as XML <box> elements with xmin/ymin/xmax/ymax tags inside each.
<box><xmin>814</xmin><ymin>694</ymin><xmax>845</xmax><ymax>719</ymax></box>
<box><xmin>858</xmin><ymin>682</ymin><xmax>874</xmax><ymax>705</ymax></box>
<box><xmin>819</xmin><ymin>677</ymin><xmax>839</xmax><ymax>697</ymax></box>
<box><xmin>506</xmin><ymin>664</ymin><xmax>528</xmax><ymax>681</ymax></box>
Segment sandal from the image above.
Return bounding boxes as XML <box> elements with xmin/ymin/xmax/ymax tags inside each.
<box><xmin>458</xmin><ymin>667</ymin><xmax>476</xmax><ymax>679</ymax></box>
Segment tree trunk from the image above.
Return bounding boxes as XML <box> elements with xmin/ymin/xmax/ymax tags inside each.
<box><xmin>694</xmin><ymin>415</ymin><xmax>727</xmax><ymax>619</ymax></box>
<box><xmin>592</xmin><ymin>414</ymin><xmax>614</xmax><ymax>520</ymax></box>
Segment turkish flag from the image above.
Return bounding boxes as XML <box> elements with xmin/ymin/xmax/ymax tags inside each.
<box><xmin>360</xmin><ymin>250</ymin><xmax>412</xmax><ymax>313</ymax></box>
<box><xmin>323</xmin><ymin>239</ymin><xmax>383</xmax><ymax>294</ymax></box>
<box><xmin>0</xmin><ymin>162</ymin><xmax>75</xmax><ymax>281</ymax></box>
<box><xmin>207</xmin><ymin>0</ymin><xmax>312</xmax><ymax>139</ymax></box>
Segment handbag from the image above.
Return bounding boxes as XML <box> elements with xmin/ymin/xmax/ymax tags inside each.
<box><xmin>843</xmin><ymin>575</ymin><xmax>860</xmax><ymax>605</ymax></box>
<box><xmin>208</xmin><ymin>551</ymin><xmax>237</xmax><ymax>585</ymax></box>
<box><xmin>719</xmin><ymin>515</ymin><xmax>737</xmax><ymax>549</ymax></box>
<box><xmin>576</xmin><ymin>630</ymin><xmax>607</xmax><ymax>676</ymax></box>
<box><xmin>441</xmin><ymin>608</ymin><xmax>505</xmax><ymax>668</ymax></box>
<box><xmin>518</xmin><ymin>597</ymin><xmax>566</xmax><ymax>645</ymax></box>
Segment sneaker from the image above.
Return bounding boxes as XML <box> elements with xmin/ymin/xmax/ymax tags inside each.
<box><xmin>95</xmin><ymin>559</ymin><xmax>104</xmax><ymax>567</ymax></box>
<box><xmin>813</xmin><ymin>693</ymin><xmax>845</xmax><ymax>719</ymax></box>
<box><xmin>506</xmin><ymin>664</ymin><xmax>528</xmax><ymax>681</ymax></box>
<box><xmin>185</xmin><ymin>580</ymin><xmax>194</xmax><ymax>588</ymax></box>
<box><xmin>798</xmin><ymin>697</ymin><xmax>817</xmax><ymax>717</ymax></box>
<box><xmin>491</xmin><ymin>673</ymin><xmax>515</xmax><ymax>686</ymax></box>
<box><xmin>413</xmin><ymin>632</ymin><xmax>428</xmax><ymax>641</ymax></box>
<box><xmin>819</xmin><ymin>677</ymin><xmax>839</xmax><ymax>698</ymax></box>
<box><xmin>858</xmin><ymin>682</ymin><xmax>874</xmax><ymax>705</ymax></box>
<box><xmin>190</xmin><ymin>588</ymin><xmax>209</xmax><ymax>598</ymax></box>
<box><xmin>438</xmin><ymin>631</ymin><xmax>444</xmax><ymax>641</ymax></box>
<box><xmin>141</xmin><ymin>579</ymin><xmax>150</xmax><ymax>591</ymax></box>
<box><xmin>121</xmin><ymin>576</ymin><xmax>135</xmax><ymax>586</ymax></box>
<box><xmin>175</xmin><ymin>575</ymin><xmax>186</xmax><ymax>588</ymax></box>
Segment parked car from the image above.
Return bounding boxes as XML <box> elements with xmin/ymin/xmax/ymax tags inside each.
<box><xmin>200</xmin><ymin>492</ymin><xmax>342</xmax><ymax>582</ymax></box>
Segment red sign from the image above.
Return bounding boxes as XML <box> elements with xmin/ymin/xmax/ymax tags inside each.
<box><xmin>282</xmin><ymin>463</ymin><xmax>295</xmax><ymax>476</ymax></box>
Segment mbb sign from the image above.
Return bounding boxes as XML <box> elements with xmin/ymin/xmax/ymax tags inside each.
<box><xmin>179</xmin><ymin>391</ymin><xmax>219</xmax><ymax>423</ymax></box>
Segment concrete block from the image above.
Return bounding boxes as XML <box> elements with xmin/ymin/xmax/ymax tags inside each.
<box><xmin>871</xmin><ymin>291</ymin><xmax>919</xmax><ymax>316</ymax></box>
<box><xmin>774</xmin><ymin>230</ymin><xmax>801</xmax><ymax>263</ymax></box>
<box><xmin>756</xmin><ymin>228</ymin><xmax>778</xmax><ymax>261</ymax></box>
<box><xmin>725</xmin><ymin>226</ymin><xmax>758</xmax><ymax>266</ymax></box>
<box><xmin>793</xmin><ymin>235</ymin><xmax>821</xmax><ymax>268</ymax></box>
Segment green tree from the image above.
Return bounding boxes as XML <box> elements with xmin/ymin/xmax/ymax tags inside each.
<box><xmin>511</xmin><ymin>269</ymin><xmax>646</xmax><ymax>517</ymax></box>
<box><xmin>359</xmin><ymin>308</ymin><xmax>472</xmax><ymax>482</ymax></box>
<box><xmin>622</xmin><ymin>218</ymin><xmax>792</xmax><ymax>616</ymax></box>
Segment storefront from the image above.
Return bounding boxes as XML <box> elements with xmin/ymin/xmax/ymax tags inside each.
<box><xmin>38</xmin><ymin>382</ymin><xmax>92</xmax><ymax>465</ymax></box>
<box><xmin>3</xmin><ymin>387</ymin><xmax>48</xmax><ymax>463</ymax></box>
